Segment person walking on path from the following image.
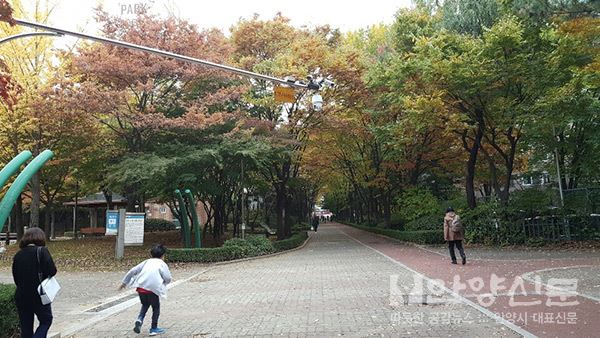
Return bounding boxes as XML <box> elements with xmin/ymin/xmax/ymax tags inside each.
<box><xmin>443</xmin><ymin>207</ymin><xmax>466</xmax><ymax>265</ymax></box>
<box><xmin>119</xmin><ymin>244</ymin><xmax>172</xmax><ymax>336</ymax></box>
<box><xmin>312</xmin><ymin>215</ymin><xmax>319</xmax><ymax>232</ymax></box>
<box><xmin>12</xmin><ymin>227</ymin><xmax>57</xmax><ymax>338</ymax></box>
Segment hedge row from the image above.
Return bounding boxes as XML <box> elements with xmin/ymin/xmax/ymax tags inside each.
<box><xmin>167</xmin><ymin>232</ymin><xmax>308</xmax><ymax>263</ymax></box>
<box><xmin>273</xmin><ymin>231</ymin><xmax>309</xmax><ymax>252</ymax></box>
<box><xmin>0</xmin><ymin>284</ymin><xmax>18</xmax><ymax>338</ymax></box>
<box><xmin>145</xmin><ymin>218</ymin><xmax>177</xmax><ymax>232</ymax></box>
<box><xmin>347</xmin><ymin>223</ymin><xmax>445</xmax><ymax>244</ymax></box>
<box><xmin>166</xmin><ymin>245</ymin><xmax>245</xmax><ymax>263</ymax></box>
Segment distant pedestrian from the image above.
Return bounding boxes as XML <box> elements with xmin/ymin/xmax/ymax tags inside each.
<box><xmin>443</xmin><ymin>207</ymin><xmax>466</xmax><ymax>265</ymax></box>
<box><xmin>312</xmin><ymin>215</ymin><xmax>319</xmax><ymax>232</ymax></box>
<box><xmin>12</xmin><ymin>227</ymin><xmax>57</xmax><ymax>338</ymax></box>
<box><xmin>119</xmin><ymin>244</ymin><xmax>172</xmax><ymax>336</ymax></box>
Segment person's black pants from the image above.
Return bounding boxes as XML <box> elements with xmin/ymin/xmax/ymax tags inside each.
<box><xmin>16</xmin><ymin>296</ymin><xmax>53</xmax><ymax>338</ymax></box>
<box><xmin>138</xmin><ymin>292</ymin><xmax>160</xmax><ymax>329</ymax></box>
<box><xmin>448</xmin><ymin>240</ymin><xmax>466</xmax><ymax>262</ymax></box>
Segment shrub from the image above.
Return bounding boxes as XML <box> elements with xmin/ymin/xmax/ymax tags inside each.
<box><xmin>167</xmin><ymin>228</ymin><xmax>308</xmax><ymax>262</ymax></box>
<box><xmin>167</xmin><ymin>246</ymin><xmax>245</xmax><ymax>263</ymax></box>
<box><xmin>397</xmin><ymin>188</ymin><xmax>440</xmax><ymax>223</ymax></box>
<box><xmin>346</xmin><ymin>223</ymin><xmax>444</xmax><ymax>244</ymax></box>
<box><xmin>508</xmin><ymin>188</ymin><xmax>555</xmax><ymax>214</ymax></box>
<box><xmin>405</xmin><ymin>213</ymin><xmax>443</xmax><ymax>231</ymax></box>
<box><xmin>245</xmin><ymin>235</ymin><xmax>276</xmax><ymax>255</ymax></box>
<box><xmin>273</xmin><ymin>232</ymin><xmax>309</xmax><ymax>251</ymax></box>
<box><xmin>145</xmin><ymin>218</ymin><xmax>177</xmax><ymax>232</ymax></box>
<box><xmin>389</xmin><ymin>213</ymin><xmax>404</xmax><ymax>229</ymax></box>
<box><xmin>461</xmin><ymin>202</ymin><xmax>526</xmax><ymax>246</ymax></box>
<box><xmin>168</xmin><ymin>235</ymin><xmax>276</xmax><ymax>262</ymax></box>
<box><xmin>0</xmin><ymin>284</ymin><xmax>18</xmax><ymax>338</ymax></box>
<box><xmin>292</xmin><ymin>223</ymin><xmax>311</xmax><ymax>232</ymax></box>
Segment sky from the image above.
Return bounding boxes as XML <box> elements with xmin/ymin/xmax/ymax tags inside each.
<box><xmin>41</xmin><ymin>0</ymin><xmax>413</xmax><ymax>36</ymax></box>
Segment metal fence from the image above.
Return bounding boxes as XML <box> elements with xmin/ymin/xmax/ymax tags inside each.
<box><xmin>522</xmin><ymin>214</ymin><xmax>600</xmax><ymax>241</ymax></box>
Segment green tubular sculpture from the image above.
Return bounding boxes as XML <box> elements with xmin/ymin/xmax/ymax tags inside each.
<box><xmin>0</xmin><ymin>150</ymin><xmax>54</xmax><ymax>233</ymax></box>
<box><xmin>0</xmin><ymin>151</ymin><xmax>32</xmax><ymax>189</ymax></box>
<box><xmin>184</xmin><ymin>189</ymin><xmax>202</xmax><ymax>248</ymax></box>
<box><xmin>174</xmin><ymin>189</ymin><xmax>191</xmax><ymax>248</ymax></box>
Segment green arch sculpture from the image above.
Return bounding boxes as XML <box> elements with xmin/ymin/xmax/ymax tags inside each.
<box><xmin>174</xmin><ymin>189</ymin><xmax>191</xmax><ymax>248</ymax></box>
<box><xmin>0</xmin><ymin>151</ymin><xmax>32</xmax><ymax>189</ymax></box>
<box><xmin>0</xmin><ymin>150</ymin><xmax>54</xmax><ymax>233</ymax></box>
<box><xmin>185</xmin><ymin>189</ymin><xmax>201</xmax><ymax>248</ymax></box>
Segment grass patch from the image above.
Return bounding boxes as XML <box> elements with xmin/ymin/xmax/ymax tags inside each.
<box><xmin>0</xmin><ymin>231</ymin><xmax>185</xmax><ymax>272</ymax></box>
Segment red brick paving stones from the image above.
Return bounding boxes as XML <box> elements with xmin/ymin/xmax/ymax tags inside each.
<box><xmin>340</xmin><ymin>223</ymin><xmax>600</xmax><ymax>338</ymax></box>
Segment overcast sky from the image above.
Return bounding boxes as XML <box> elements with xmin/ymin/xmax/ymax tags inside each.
<box><xmin>42</xmin><ymin>0</ymin><xmax>412</xmax><ymax>35</ymax></box>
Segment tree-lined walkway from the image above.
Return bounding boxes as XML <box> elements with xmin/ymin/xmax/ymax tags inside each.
<box><xmin>68</xmin><ymin>225</ymin><xmax>516</xmax><ymax>337</ymax></box>
<box><xmin>340</xmin><ymin>223</ymin><xmax>600</xmax><ymax>337</ymax></box>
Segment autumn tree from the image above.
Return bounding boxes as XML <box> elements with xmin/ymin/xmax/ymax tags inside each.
<box><xmin>70</xmin><ymin>8</ymin><xmax>236</xmax><ymax>211</ymax></box>
<box><xmin>0</xmin><ymin>0</ymin><xmax>56</xmax><ymax>235</ymax></box>
<box><xmin>230</xmin><ymin>14</ymin><xmax>335</xmax><ymax>238</ymax></box>
<box><xmin>0</xmin><ymin>0</ymin><xmax>14</xmax><ymax>25</ymax></box>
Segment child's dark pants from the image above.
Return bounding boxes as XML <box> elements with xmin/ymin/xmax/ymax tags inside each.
<box><xmin>138</xmin><ymin>292</ymin><xmax>160</xmax><ymax>329</ymax></box>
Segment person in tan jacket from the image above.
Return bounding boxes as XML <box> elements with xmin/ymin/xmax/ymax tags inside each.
<box><xmin>444</xmin><ymin>207</ymin><xmax>466</xmax><ymax>265</ymax></box>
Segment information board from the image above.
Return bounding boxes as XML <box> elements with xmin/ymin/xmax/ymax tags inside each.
<box><xmin>105</xmin><ymin>210</ymin><xmax>119</xmax><ymax>235</ymax></box>
<box><xmin>124</xmin><ymin>213</ymin><xmax>145</xmax><ymax>246</ymax></box>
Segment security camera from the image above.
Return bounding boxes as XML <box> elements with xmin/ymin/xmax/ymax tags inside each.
<box><xmin>311</xmin><ymin>94</ymin><xmax>323</xmax><ymax>111</ymax></box>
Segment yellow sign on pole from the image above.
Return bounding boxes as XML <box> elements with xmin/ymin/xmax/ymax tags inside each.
<box><xmin>274</xmin><ymin>86</ymin><xmax>296</xmax><ymax>103</ymax></box>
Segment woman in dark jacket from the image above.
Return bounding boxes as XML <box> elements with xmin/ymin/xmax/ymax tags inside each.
<box><xmin>12</xmin><ymin>227</ymin><xmax>57</xmax><ymax>338</ymax></box>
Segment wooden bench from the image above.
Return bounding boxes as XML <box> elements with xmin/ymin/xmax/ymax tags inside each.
<box><xmin>80</xmin><ymin>227</ymin><xmax>106</xmax><ymax>237</ymax></box>
<box><xmin>0</xmin><ymin>232</ymin><xmax>17</xmax><ymax>241</ymax></box>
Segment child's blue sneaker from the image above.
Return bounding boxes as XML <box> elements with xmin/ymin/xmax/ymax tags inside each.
<box><xmin>133</xmin><ymin>320</ymin><xmax>142</xmax><ymax>334</ymax></box>
<box><xmin>149</xmin><ymin>327</ymin><xmax>166</xmax><ymax>336</ymax></box>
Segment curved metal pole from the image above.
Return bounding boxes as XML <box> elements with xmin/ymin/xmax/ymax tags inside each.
<box><xmin>184</xmin><ymin>189</ymin><xmax>201</xmax><ymax>248</ymax></box>
<box><xmin>0</xmin><ymin>151</ymin><xmax>32</xmax><ymax>189</ymax></box>
<box><xmin>0</xmin><ymin>31</ymin><xmax>61</xmax><ymax>44</ymax></box>
<box><xmin>174</xmin><ymin>189</ymin><xmax>191</xmax><ymax>248</ymax></box>
<box><xmin>13</xmin><ymin>18</ymin><xmax>309</xmax><ymax>89</ymax></box>
<box><xmin>0</xmin><ymin>150</ymin><xmax>54</xmax><ymax>232</ymax></box>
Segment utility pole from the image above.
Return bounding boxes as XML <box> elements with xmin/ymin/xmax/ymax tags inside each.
<box><xmin>241</xmin><ymin>159</ymin><xmax>246</xmax><ymax>240</ymax></box>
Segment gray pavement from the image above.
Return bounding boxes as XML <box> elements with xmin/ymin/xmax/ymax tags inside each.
<box><xmin>67</xmin><ymin>226</ymin><xmax>517</xmax><ymax>337</ymax></box>
<box><xmin>529</xmin><ymin>266</ymin><xmax>600</xmax><ymax>301</ymax></box>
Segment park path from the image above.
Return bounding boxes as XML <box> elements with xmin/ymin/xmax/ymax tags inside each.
<box><xmin>339</xmin><ymin>223</ymin><xmax>600</xmax><ymax>338</ymax></box>
<box><xmin>68</xmin><ymin>224</ymin><xmax>518</xmax><ymax>337</ymax></box>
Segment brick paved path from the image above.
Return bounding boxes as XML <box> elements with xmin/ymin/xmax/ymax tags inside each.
<box><xmin>69</xmin><ymin>225</ymin><xmax>518</xmax><ymax>337</ymax></box>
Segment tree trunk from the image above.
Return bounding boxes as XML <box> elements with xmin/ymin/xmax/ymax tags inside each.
<box><xmin>44</xmin><ymin>202</ymin><xmax>51</xmax><ymax>238</ymax></box>
<box><xmin>15</xmin><ymin>195</ymin><xmax>24</xmax><ymax>240</ymax></box>
<box><xmin>30</xmin><ymin>172</ymin><xmax>41</xmax><ymax>228</ymax></box>
<box><xmin>275</xmin><ymin>186</ymin><xmax>286</xmax><ymax>240</ymax></box>
<box><xmin>50</xmin><ymin>207</ymin><xmax>56</xmax><ymax>239</ymax></box>
<box><xmin>103</xmin><ymin>190</ymin><xmax>114</xmax><ymax>210</ymax></box>
<box><xmin>383</xmin><ymin>190</ymin><xmax>391</xmax><ymax>228</ymax></box>
<box><xmin>465</xmin><ymin>125</ymin><xmax>484</xmax><ymax>209</ymax></box>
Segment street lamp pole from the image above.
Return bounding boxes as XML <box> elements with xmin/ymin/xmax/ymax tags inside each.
<box><xmin>72</xmin><ymin>179</ymin><xmax>79</xmax><ymax>239</ymax></box>
<box><xmin>8</xmin><ymin>18</ymin><xmax>311</xmax><ymax>90</ymax></box>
